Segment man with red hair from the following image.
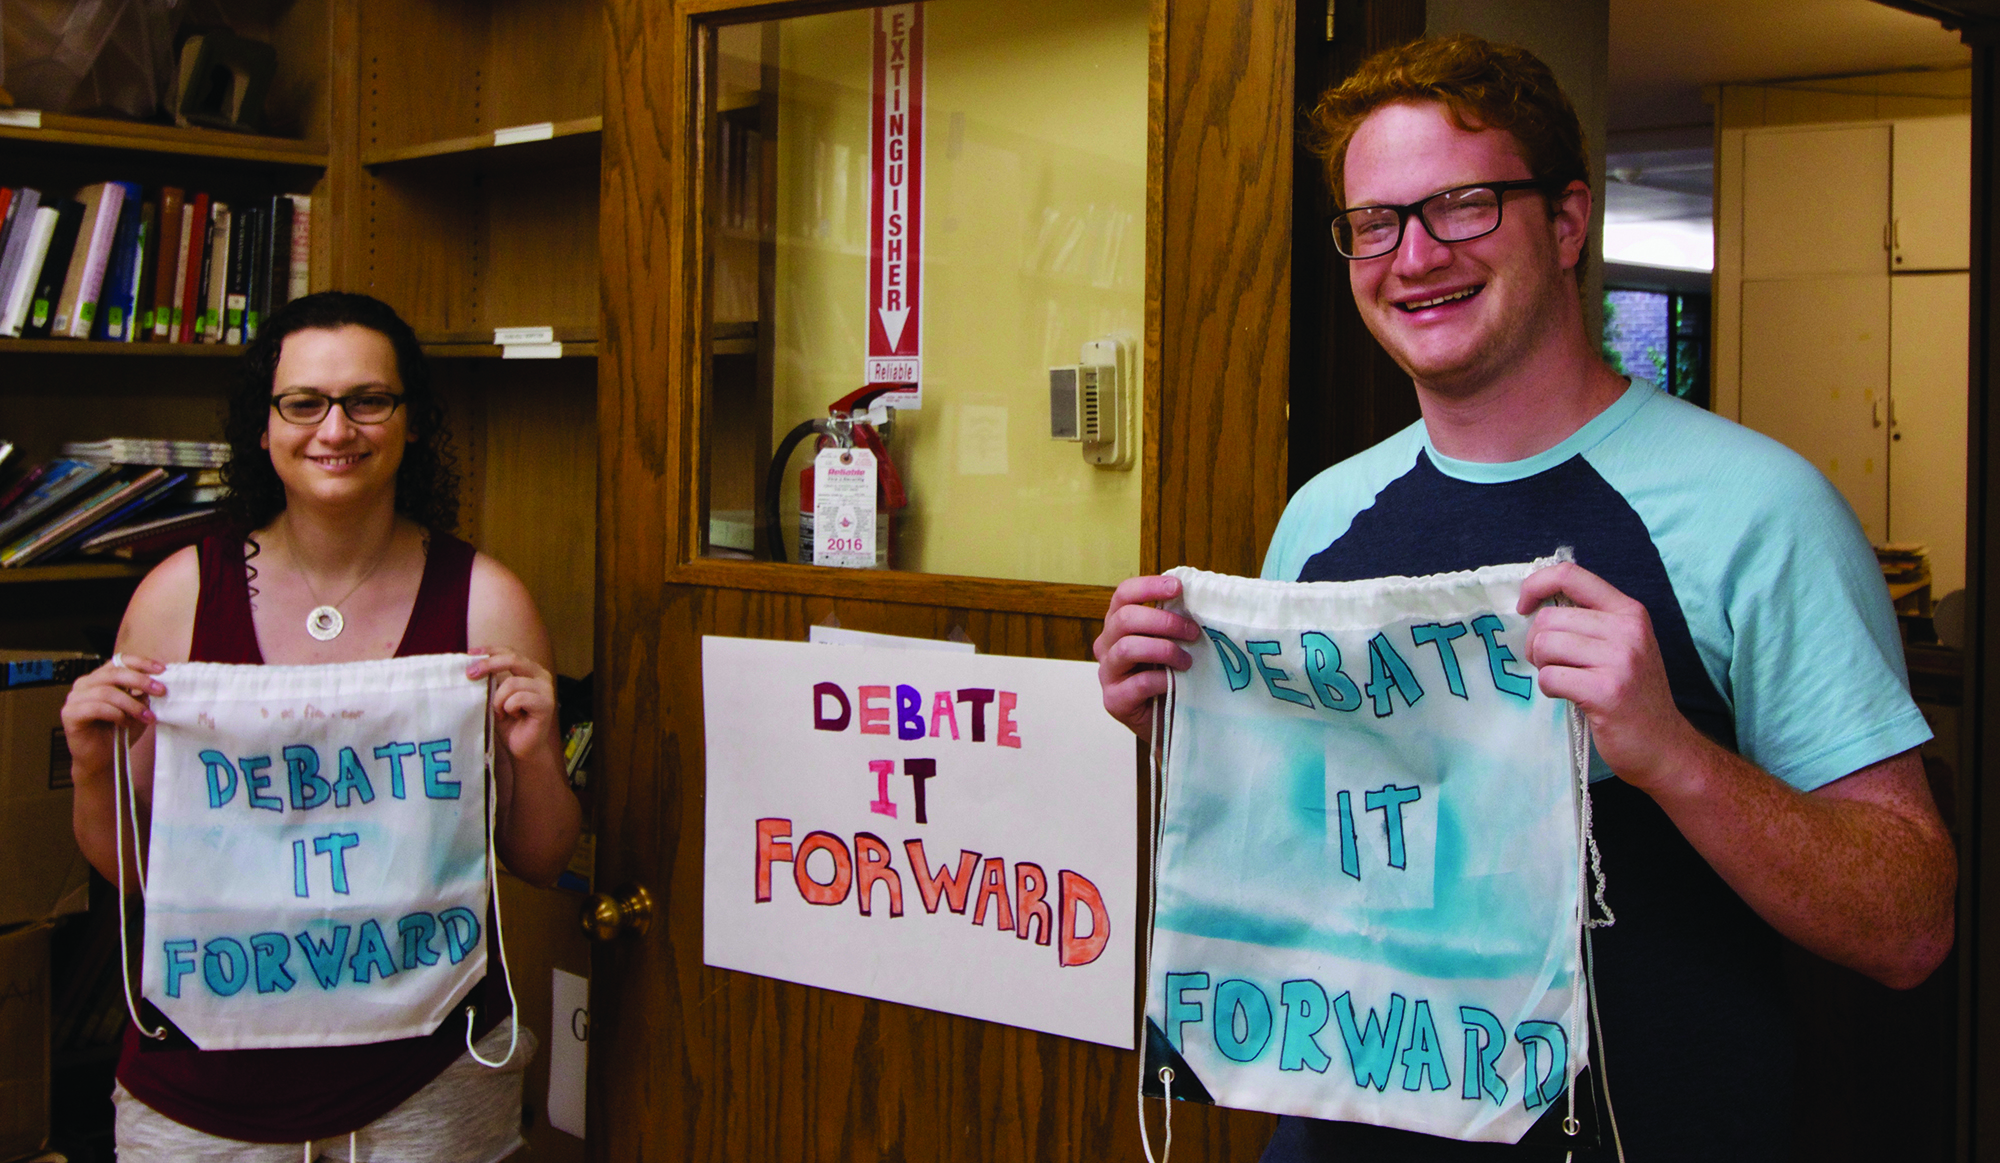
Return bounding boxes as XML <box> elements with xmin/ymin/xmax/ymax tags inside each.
<box><xmin>1099</xmin><ymin>35</ymin><xmax>1954</xmax><ymax>1160</ymax></box>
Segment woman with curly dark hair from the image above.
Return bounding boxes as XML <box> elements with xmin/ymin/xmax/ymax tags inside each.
<box><xmin>61</xmin><ymin>291</ymin><xmax>581</xmax><ymax>1161</ymax></box>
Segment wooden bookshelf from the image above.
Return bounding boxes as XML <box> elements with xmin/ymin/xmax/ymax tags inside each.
<box><xmin>0</xmin><ymin>340</ymin><xmax>246</xmax><ymax>358</ymax></box>
<box><xmin>0</xmin><ymin>562</ymin><xmax>150</xmax><ymax>585</ymax></box>
<box><xmin>361</xmin><ymin>117</ymin><xmax>602</xmax><ymax>170</ymax></box>
<box><xmin>0</xmin><ymin>112</ymin><xmax>327</xmax><ymax>169</ymax></box>
<box><xmin>422</xmin><ymin>341</ymin><xmax>600</xmax><ymax>359</ymax></box>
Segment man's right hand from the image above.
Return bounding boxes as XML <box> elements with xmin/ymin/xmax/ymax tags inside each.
<box><xmin>1093</xmin><ymin>575</ymin><xmax>1202</xmax><ymax>738</ymax></box>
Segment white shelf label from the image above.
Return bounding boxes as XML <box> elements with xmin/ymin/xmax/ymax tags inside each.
<box><xmin>494</xmin><ymin>326</ymin><xmax>556</xmax><ymax>345</ymax></box>
<box><xmin>492</xmin><ymin>121</ymin><xmax>555</xmax><ymax>147</ymax></box>
<box><xmin>0</xmin><ymin>110</ymin><xmax>44</xmax><ymax>129</ymax></box>
<box><xmin>501</xmin><ymin>341</ymin><xmax>564</xmax><ymax>360</ymax></box>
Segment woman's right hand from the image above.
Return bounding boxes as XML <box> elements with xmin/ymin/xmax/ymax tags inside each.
<box><xmin>61</xmin><ymin>655</ymin><xmax>166</xmax><ymax>777</ymax></box>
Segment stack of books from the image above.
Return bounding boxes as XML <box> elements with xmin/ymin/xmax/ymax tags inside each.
<box><xmin>0</xmin><ymin>183</ymin><xmax>311</xmax><ymax>344</ymax></box>
<box><xmin>0</xmin><ymin>439</ymin><xmax>233</xmax><ymax>568</ymax></box>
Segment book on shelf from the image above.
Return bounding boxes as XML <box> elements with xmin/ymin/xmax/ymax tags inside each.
<box><xmin>0</xmin><ymin>461</ymin><xmax>51</xmax><ymax>516</ymax></box>
<box><xmin>262</xmin><ymin>193</ymin><xmax>294</xmax><ymax>325</ymax></box>
<box><xmin>0</xmin><ymin>188</ymin><xmax>41</xmax><ymax>313</ymax></box>
<box><xmin>20</xmin><ymin>199</ymin><xmax>84</xmax><ymax>339</ymax></box>
<box><xmin>93</xmin><ymin>182</ymin><xmax>144</xmax><ymax>341</ymax></box>
<box><xmin>129</xmin><ymin>200</ymin><xmax>158</xmax><ymax>342</ymax></box>
<box><xmin>287</xmin><ymin>195</ymin><xmax>311</xmax><ymax>303</ymax></box>
<box><xmin>79</xmin><ymin>505</ymin><xmax>229</xmax><ymax>560</ymax></box>
<box><xmin>0</xmin><ymin>459</ymin><xmax>115</xmax><ymax>543</ymax></box>
<box><xmin>52</xmin><ymin>181</ymin><xmax>126</xmax><ymax>339</ymax></box>
<box><xmin>34</xmin><ymin>469</ymin><xmax>190</xmax><ymax>565</ymax></box>
<box><xmin>149</xmin><ymin>188</ymin><xmax>187</xmax><ymax>340</ymax></box>
<box><xmin>2</xmin><ymin>204</ymin><xmax>59</xmax><ymax>338</ymax></box>
<box><xmin>0</xmin><ymin>466</ymin><xmax>177</xmax><ymax>567</ymax></box>
<box><xmin>223</xmin><ymin>203</ymin><xmax>252</xmax><ymax>344</ymax></box>
<box><xmin>202</xmin><ymin>201</ymin><xmax>230</xmax><ymax>343</ymax></box>
<box><xmin>175</xmin><ymin>192</ymin><xmax>210</xmax><ymax>343</ymax></box>
<box><xmin>62</xmin><ymin>437</ymin><xmax>231</xmax><ymax>467</ymax></box>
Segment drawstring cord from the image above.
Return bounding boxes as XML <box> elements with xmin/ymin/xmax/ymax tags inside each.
<box><xmin>465</xmin><ymin>674</ymin><xmax>520</xmax><ymax>1068</ymax></box>
<box><xmin>113</xmin><ymin>719</ymin><xmax>167</xmax><ymax>1040</ymax></box>
<box><xmin>296</xmin><ymin>1130</ymin><xmax>358</xmax><ymax>1162</ymax></box>
<box><xmin>1138</xmin><ymin>677</ymin><xmax>1176</xmax><ymax>1163</ymax></box>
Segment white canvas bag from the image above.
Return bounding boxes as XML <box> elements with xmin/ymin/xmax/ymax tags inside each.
<box><xmin>124</xmin><ymin>654</ymin><xmax>497</xmax><ymax>1051</ymax></box>
<box><xmin>1142</xmin><ymin>561</ymin><xmax>1602</xmax><ymax>1146</ymax></box>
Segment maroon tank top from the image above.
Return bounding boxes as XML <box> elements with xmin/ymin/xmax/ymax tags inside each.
<box><xmin>117</xmin><ymin>531</ymin><xmax>509</xmax><ymax>1143</ymax></box>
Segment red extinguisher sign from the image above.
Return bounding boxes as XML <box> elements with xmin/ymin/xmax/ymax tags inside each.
<box><xmin>867</xmin><ymin>3</ymin><xmax>923</xmax><ymax>406</ymax></box>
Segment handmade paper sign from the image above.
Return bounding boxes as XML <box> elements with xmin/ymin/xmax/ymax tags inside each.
<box><xmin>702</xmin><ymin>636</ymin><xmax>1136</xmax><ymax>1048</ymax></box>
<box><xmin>140</xmin><ymin>655</ymin><xmax>491</xmax><ymax>1050</ymax></box>
<box><xmin>1144</xmin><ymin>563</ymin><xmax>1592</xmax><ymax>1145</ymax></box>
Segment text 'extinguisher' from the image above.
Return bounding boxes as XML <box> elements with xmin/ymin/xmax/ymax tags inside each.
<box><xmin>766</xmin><ymin>385</ymin><xmax>909</xmax><ymax>570</ymax></box>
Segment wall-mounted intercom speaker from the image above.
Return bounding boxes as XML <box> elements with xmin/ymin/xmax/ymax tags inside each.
<box><xmin>1049</xmin><ymin>338</ymin><xmax>1135</xmax><ymax>468</ymax></box>
<box><xmin>1049</xmin><ymin>366</ymin><xmax>1082</xmax><ymax>441</ymax></box>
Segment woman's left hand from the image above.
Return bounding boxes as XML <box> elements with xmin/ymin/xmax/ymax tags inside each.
<box><xmin>468</xmin><ymin>648</ymin><xmax>559</xmax><ymax>763</ymax></box>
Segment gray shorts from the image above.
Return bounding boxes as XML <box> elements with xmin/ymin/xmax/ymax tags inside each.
<box><xmin>112</xmin><ymin>1020</ymin><xmax>539</xmax><ymax>1163</ymax></box>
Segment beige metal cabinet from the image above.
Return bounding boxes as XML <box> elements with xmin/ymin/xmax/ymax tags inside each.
<box><xmin>1719</xmin><ymin>117</ymin><xmax>1970</xmax><ymax>592</ymax></box>
<box><xmin>1893</xmin><ymin>115</ymin><xmax>1972</xmax><ymax>273</ymax></box>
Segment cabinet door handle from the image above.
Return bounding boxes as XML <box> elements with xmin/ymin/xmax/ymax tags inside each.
<box><xmin>1873</xmin><ymin>399</ymin><xmax>1884</xmax><ymax>428</ymax></box>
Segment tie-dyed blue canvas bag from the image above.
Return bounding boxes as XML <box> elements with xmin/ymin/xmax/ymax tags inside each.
<box><xmin>1142</xmin><ymin>560</ymin><xmax>1602</xmax><ymax>1146</ymax></box>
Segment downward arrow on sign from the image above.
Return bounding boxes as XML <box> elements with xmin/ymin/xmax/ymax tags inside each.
<box><xmin>879</xmin><ymin>307</ymin><xmax>911</xmax><ymax>350</ymax></box>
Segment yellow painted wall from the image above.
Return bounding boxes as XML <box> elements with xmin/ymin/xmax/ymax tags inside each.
<box><xmin>759</xmin><ymin>0</ymin><xmax>1148</xmax><ymax>585</ymax></box>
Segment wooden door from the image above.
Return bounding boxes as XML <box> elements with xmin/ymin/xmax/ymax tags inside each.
<box><xmin>592</xmin><ymin>0</ymin><xmax>1290</xmax><ymax>1157</ymax></box>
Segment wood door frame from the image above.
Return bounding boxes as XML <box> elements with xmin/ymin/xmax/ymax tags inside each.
<box><xmin>596</xmin><ymin>0</ymin><xmax>1293</xmax><ymax>1156</ymax></box>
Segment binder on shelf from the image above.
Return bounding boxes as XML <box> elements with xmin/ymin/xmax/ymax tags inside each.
<box><xmin>1</xmin><ymin>206</ymin><xmax>58</xmax><ymax>338</ymax></box>
<box><xmin>20</xmin><ymin>199</ymin><xmax>83</xmax><ymax>339</ymax></box>
<box><xmin>175</xmin><ymin>193</ymin><xmax>210</xmax><ymax>343</ymax></box>
<box><xmin>52</xmin><ymin>182</ymin><xmax>124</xmax><ymax>339</ymax></box>
<box><xmin>150</xmin><ymin>188</ymin><xmax>187</xmax><ymax>339</ymax></box>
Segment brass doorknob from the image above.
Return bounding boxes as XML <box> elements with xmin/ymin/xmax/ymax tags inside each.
<box><xmin>582</xmin><ymin>884</ymin><xmax>655</xmax><ymax>941</ymax></box>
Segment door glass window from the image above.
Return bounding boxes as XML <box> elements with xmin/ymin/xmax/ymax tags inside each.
<box><xmin>702</xmin><ymin>0</ymin><xmax>1147</xmax><ymax>586</ymax></box>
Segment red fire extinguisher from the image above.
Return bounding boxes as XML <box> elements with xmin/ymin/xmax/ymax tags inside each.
<box><xmin>767</xmin><ymin>384</ymin><xmax>909</xmax><ymax>569</ymax></box>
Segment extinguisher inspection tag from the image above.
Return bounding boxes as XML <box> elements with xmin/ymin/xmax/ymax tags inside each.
<box><xmin>813</xmin><ymin>447</ymin><xmax>878</xmax><ymax>568</ymax></box>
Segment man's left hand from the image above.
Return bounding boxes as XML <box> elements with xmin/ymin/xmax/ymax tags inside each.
<box><xmin>1517</xmin><ymin>560</ymin><xmax>1703</xmax><ymax>792</ymax></box>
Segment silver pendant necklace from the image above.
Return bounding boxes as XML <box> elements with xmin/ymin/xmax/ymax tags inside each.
<box><xmin>291</xmin><ymin>520</ymin><xmax>393</xmax><ymax>642</ymax></box>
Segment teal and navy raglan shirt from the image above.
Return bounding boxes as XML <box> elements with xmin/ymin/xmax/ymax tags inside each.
<box><xmin>1258</xmin><ymin>380</ymin><xmax>1931</xmax><ymax>1162</ymax></box>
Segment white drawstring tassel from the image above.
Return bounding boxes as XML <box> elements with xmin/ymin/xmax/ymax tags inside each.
<box><xmin>466</xmin><ymin>675</ymin><xmax>519</xmax><ymax>1068</ymax></box>
<box><xmin>1137</xmin><ymin>677</ymin><xmax>1176</xmax><ymax>1163</ymax></box>
<box><xmin>114</xmin><ymin>720</ymin><xmax>167</xmax><ymax>1040</ymax></box>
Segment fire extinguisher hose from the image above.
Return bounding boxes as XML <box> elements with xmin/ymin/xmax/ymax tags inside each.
<box><xmin>766</xmin><ymin>419</ymin><xmax>824</xmax><ymax>564</ymax></box>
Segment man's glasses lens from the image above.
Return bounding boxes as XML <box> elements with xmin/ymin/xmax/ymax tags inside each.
<box><xmin>1330</xmin><ymin>182</ymin><xmax>1535</xmax><ymax>259</ymax></box>
<box><xmin>273</xmin><ymin>392</ymin><xmax>403</xmax><ymax>424</ymax></box>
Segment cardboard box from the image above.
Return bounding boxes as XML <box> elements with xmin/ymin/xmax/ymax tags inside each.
<box><xmin>0</xmin><ymin>921</ymin><xmax>51</xmax><ymax>1161</ymax></box>
<box><xmin>0</xmin><ymin>652</ymin><xmax>96</xmax><ymax>929</ymax></box>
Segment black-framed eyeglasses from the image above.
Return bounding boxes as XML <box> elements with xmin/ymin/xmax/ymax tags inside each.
<box><xmin>1330</xmin><ymin>179</ymin><xmax>1557</xmax><ymax>260</ymax></box>
<box><xmin>270</xmin><ymin>391</ymin><xmax>405</xmax><ymax>426</ymax></box>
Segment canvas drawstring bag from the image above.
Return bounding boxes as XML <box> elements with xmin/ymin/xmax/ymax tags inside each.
<box><xmin>1139</xmin><ymin>559</ymin><xmax>1612</xmax><ymax>1151</ymax></box>
<box><xmin>113</xmin><ymin>653</ymin><xmax>516</xmax><ymax>1062</ymax></box>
